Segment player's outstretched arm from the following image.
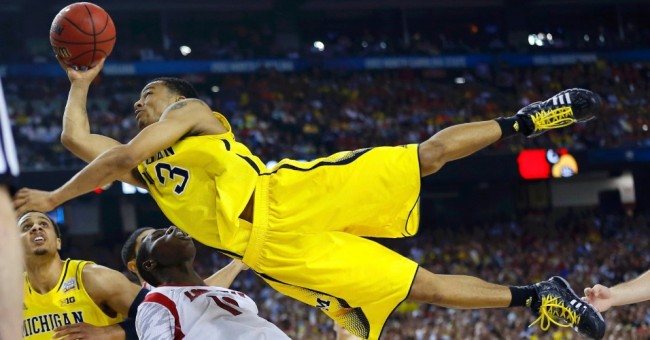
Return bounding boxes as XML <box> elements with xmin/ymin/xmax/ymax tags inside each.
<box><xmin>14</xmin><ymin>99</ymin><xmax>208</xmax><ymax>215</ymax></box>
<box><xmin>584</xmin><ymin>270</ymin><xmax>650</xmax><ymax>312</ymax></box>
<box><xmin>82</xmin><ymin>264</ymin><xmax>144</xmax><ymax>317</ymax></box>
<box><xmin>58</xmin><ymin>57</ymin><xmax>145</xmax><ymax>188</ymax></box>
<box><xmin>204</xmin><ymin>259</ymin><xmax>249</xmax><ymax>288</ymax></box>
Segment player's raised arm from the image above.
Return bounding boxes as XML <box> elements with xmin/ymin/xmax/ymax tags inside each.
<box><xmin>203</xmin><ymin>259</ymin><xmax>249</xmax><ymax>288</ymax></box>
<box><xmin>57</xmin><ymin>57</ymin><xmax>146</xmax><ymax>188</ymax></box>
<box><xmin>14</xmin><ymin>99</ymin><xmax>209</xmax><ymax>215</ymax></box>
<box><xmin>58</xmin><ymin>57</ymin><xmax>119</xmax><ymax>161</ymax></box>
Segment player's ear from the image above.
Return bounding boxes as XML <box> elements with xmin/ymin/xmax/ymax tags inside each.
<box><xmin>175</xmin><ymin>96</ymin><xmax>186</xmax><ymax>102</ymax></box>
<box><xmin>127</xmin><ymin>260</ymin><xmax>138</xmax><ymax>275</ymax></box>
<box><xmin>56</xmin><ymin>238</ymin><xmax>61</xmax><ymax>251</ymax></box>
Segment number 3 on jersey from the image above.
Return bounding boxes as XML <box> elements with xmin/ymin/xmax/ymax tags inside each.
<box><xmin>154</xmin><ymin>162</ymin><xmax>190</xmax><ymax>194</ymax></box>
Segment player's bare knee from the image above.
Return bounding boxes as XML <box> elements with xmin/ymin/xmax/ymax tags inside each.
<box><xmin>418</xmin><ymin>141</ymin><xmax>446</xmax><ymax>176</ymax></box>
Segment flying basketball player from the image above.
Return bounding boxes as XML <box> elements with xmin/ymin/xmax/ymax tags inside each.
<box><xmin>15</xmin><ymin>58</ymin><xmax>606</xmax><ymax>339</ymax></box>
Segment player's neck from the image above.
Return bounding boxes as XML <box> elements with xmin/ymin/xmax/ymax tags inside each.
<box><xmin>25</xmin><ymin>255</ymin><xmax>65</xmax><ymax>294</ymax></box>
<box><xmin>160</xmin><ymin>267</ymin><xmax>206</xmax><ymax>286</ymax></box>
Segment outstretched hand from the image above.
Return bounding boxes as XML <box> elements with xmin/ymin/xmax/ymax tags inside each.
<box><xmin>57</xmin><ymin>55</ymin><xmax>106</xmax><ymax>85</ymax></box>
<box><xmin>13</xmin><ymin>188</ymin><xmax>57</xmax><ymax>216</ymax></box>
<box><xmin>583</xmin><ymin>284</ymin><xmax>614</xmax><ymax>312</ymax></box>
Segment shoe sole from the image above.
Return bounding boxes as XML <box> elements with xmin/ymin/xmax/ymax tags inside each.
<box><xmin>551</xmin><ymin>276</ymin><xmax>605</xmax><ymax>330</ymax></box>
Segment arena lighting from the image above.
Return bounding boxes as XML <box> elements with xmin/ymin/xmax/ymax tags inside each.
<box><xmin>517</xmin><ymin>148</ymin><xmax>578</xmax><ymax>180</ymax></box>
<box><xmin>179</xmin><ymin>45</ymin><xmax>192</xmax><ymax>56</ymax></box>
<box><xmin>122</xmin><ymin>182</ymin><xmax>149</xmax><ymax>195</ymax></box>
<box><xmin>313</xmin><ymin>41</ymin><xmax>325</xmax><ymax>52</ymax></box>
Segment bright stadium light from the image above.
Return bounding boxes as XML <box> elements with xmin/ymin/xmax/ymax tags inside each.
<box><xmin>211</xmin><ymin>86</ymin><xmax>220</xmax><ymax>93</ymax></box>
<box><xmin>528</xmin><ymin>34</ymin><xmax>536</xmax><ymax>46</ymax></box>
<box><xmin>313</xmin><ymin>41</ymin><xmax>325</xmax><ymax>52</ymax></box>
<box><xmin>455</xmin><ymin>77</ymin><xmax>466</xmax><ymax>84</ymax></box>
<box><xmin>180</xmin><ymin>45</ymin><xmax>192</xmax><ymax>56</ymax></box>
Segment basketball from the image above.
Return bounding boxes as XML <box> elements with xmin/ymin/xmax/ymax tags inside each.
<box><xmin>49</xmin><ymin>2</ymin><xmax>116</xmax><ymax>69</ymax></box>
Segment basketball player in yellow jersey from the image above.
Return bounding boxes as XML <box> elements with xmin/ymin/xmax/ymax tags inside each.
<box><xmin>16</xmin><ymin>58</ymin><xmax>606</xmax><ymax>339</ymax></box>
<box><xmin>19</xmin><ymin>211</ymin><xmax>147</xmax><ymax>339</ymax></box>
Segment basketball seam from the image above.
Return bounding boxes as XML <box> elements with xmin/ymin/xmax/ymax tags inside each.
<box><xmin>96</xmin><ymin>14</ymin><xmax>110</xmax><ymax>35</ymax></box>
<box><xmin>61</xmin><ymin>16</ymin><xmax>95</xmax><ymax>36</ymax></box>
<box><xmin>83</xmin><ymin>4</ymin><xmax>97</xmax><ymax>66</ymax></box>
<box><xmin>68</xmin><ymin>50</ymin><xmax>109</xmax><ymax>63</ymax></box>
<box><xmin>50</xmin><ymin>36</ymin><xmax>116</xmax><ymax>45</ymax></box>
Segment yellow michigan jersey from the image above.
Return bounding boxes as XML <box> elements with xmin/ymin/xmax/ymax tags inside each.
<box><xmin>138</xmin><ymin>112</ymin><xmax>422</xmax><ymax>339</ymax></box>
<box><xmin>137</xmin><ymin>112</ymin><xmax>265</xmax><ymax>257</ymax></box>
<box><xmin>23</xmin><ymin>259</ymin><xmax>124</xmax><ymax>339</ymax></box>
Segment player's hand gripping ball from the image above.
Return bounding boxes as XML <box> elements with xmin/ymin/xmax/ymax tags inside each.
<box><xmin>50</xmin><ymin>2</ymin><xmax>116</xmax><ymax>69</ymax></box>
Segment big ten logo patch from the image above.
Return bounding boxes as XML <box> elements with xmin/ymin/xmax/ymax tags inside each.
<box><xmin>60</xmin><ymin>296</ymin><xmax>76</xmax><ymax>306</ymax></box>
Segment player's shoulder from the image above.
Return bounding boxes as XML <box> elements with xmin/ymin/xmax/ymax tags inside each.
<box><xmin>80</xmin><ymin>262</ymin><xmax>117</xmax><ymax>277</ymax></box>
<box><xmin>166</xmin><ymin>98</ymin><xmax>211</xmax><ymax>116</ymax></box>
<box><xmin>81</xmin><ymin>262</ymin><xmax>139</xmax><ymax>293</ymax></box>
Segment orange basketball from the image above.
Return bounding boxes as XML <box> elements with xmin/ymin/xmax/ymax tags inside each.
<box><xmin>49</xmin><ymin>2</ymin><xmax>116</xmax><ymax>68</ymax></box>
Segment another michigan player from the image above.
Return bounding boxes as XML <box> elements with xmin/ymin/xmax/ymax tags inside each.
<box><xmin>19</xmin><ymin>211</ymin><xmax>145</xmax><ymax>339</ymax></box>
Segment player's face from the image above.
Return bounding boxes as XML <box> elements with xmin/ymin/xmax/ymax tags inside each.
<box><xmin>142</xmin><ymin>226</ymin><xmax>195</xmax><ymax>267</ymax></box>
<box><xmin>133</xmin><ymin>81</ymin><xmax>179</xmax><ymax>130</ymax></box>
<box><xmin>18</xmin><ymin>212</ymin><xmax>61</xmax><ymax>257</ymax></box>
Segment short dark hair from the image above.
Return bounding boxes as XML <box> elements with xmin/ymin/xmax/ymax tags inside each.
<box><xmin>135</xmin><ymin>238</ymin><xmax>162</xmax><ymax>287</ymax></box>
<box><xmin>151</xmin><ymin>77</ymin><xmax>198</xmax><ymax>98</ymax></box>
<box><xmin>18</xmin><ymin>211</ymin><xmax>61</xmax><ymax>238</ymax></box>
<box><xmin>121</xmin><ymin>227</ymin><xmax>154</xmax><ymax>268</ymax></box>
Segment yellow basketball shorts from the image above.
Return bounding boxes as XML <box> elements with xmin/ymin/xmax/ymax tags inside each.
<box><xmin>243</xmin><ymin>145</ymin><xmax>422</xmax><ymax>339</ymax></box>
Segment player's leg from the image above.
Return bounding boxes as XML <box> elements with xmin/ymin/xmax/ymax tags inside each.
<box><xmin>407</xmin><ymin>266</ymin><xmax>511</xmax><ymax>308</ymax></box>
<box><xmin>407</xmin><ymin>267</ymin><xmax>606</xmax><ymax>339</ymax></box>
<box><xmin>418</xmin><ymin>88</ymin><xmax>602</xmax><ymax>176</ymax></box>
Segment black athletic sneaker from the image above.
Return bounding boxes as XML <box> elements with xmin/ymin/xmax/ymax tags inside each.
<box><xmin>516</xmin><ymin>88</ymin><xmax>602</xmax><ymax>138</ymax></box>
<box><xmin>528</xmin><ymin>276</ymin><xmax>606</xmax><ymax>339</ymax></box>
